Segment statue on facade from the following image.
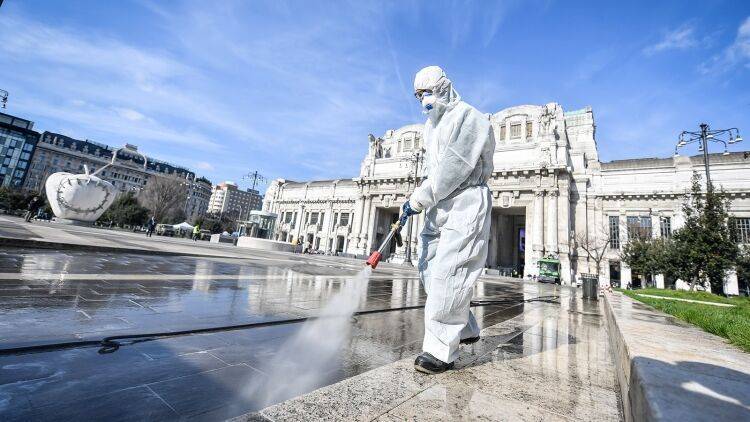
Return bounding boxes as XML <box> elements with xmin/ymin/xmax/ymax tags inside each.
<box><xmin>368</xmin><ymin>134</ymin><xmax>383</xmax><ymax>159</ymax></box>
<box><xmin>539</xmin><ymin>104</ymin><xmax>555</xmax><ymax>136</ymax></box>
<box><xmin>45</xmin><ymin>145</ymin><xmax>147</xmax><ymax>223</ymax></box>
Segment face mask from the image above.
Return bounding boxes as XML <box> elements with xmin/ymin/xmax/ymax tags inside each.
<box><xmin>421</xmin><ymin>93</ymin><xmax>436</xmax><ymax>113</ymax></box>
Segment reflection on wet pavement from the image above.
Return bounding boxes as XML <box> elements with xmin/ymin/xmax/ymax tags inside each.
<box><xmin>0</xmin><ymin>249</ymin><xmax>527</xmax><ymax>420</ymax></box>
<box><xmin>258</xmin><ymin>283</ymin><xmax>621</xmax><ymax>421</ymax></box>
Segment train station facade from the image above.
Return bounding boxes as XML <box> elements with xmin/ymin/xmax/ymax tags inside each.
<box><xmin>263</xmin><ymin>103</ymin><xmax>750</xmax><ymax>293</ymax></box>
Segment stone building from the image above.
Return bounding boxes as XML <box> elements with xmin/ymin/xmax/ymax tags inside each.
<box><xmin>185</xmin><ymin>176</ymin><xmax>212</xmax><ymax>221</ymax></box>
<box><xmin>264</xmin><ymin>103</ymin><xmax>749</xmax><ymax>294</ymax></box>
<box><xmin>0</xmin><ymin>112</ymin><xmax>38</xmax><ymax>188</ymax></box>
<box><xmin>208</xmin><ymin>181</ymin><xmax>263</xmax><ymax>220</ymax></box>
<box><xmin>24</xmin><ymin>131</ymin><xmax>196</xmax><ymax>195</ymax></box>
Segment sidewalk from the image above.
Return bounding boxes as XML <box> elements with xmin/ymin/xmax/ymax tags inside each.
<box><xmin>234</xmin><ymin>284</ymin><xmax>622</xmax><ymax>421</ymax></box>
<box><xmin>604</xmin><ymin>291</ymin><xmax>750</xmax><ymax>421</ymax></box>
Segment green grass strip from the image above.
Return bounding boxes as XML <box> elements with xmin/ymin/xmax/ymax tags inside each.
<box><xmin>619</xmin><ymin>289</ymin><xmax>750</xmax><ymax>353</ymax></box>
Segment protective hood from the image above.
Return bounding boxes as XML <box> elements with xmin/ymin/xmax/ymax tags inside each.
<box><xmin>414</xmin><ymin>66</ymin><xmax>462</xmax><ymax>119</ymax></box>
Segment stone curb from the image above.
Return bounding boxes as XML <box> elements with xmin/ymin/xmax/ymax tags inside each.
<box><xmin>602</xmin><ymin>292</ymin><xmax>638</xmax><ymax>422</ymax></box>
<box><xmin>603</xmin><ymin>291</ymin><xmax>750</xmax><ymax>422</ymax></box>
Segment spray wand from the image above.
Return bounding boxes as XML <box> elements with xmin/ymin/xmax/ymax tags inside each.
<box><xmin>365</xmin><ymin>213</ymin><xmax>410</xmax><ymax>269</ymax></box>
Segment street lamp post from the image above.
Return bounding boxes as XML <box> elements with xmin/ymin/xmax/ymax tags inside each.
<box><xmin>404</xmin><ymin>150</ymin><xmax>424</xmax><ymax>266</ymax></box>
<box><xmin>675</xmin><ymin>123</ymin><xmax>743</xmax><ymax>190</ymax></box>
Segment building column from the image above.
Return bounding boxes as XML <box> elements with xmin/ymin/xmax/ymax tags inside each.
<box><xmin>532</xmin><ymin>190</ymin><xmax>545</xmax><ymax>255</ymax></box>
<box><xmin>359</xmin><ymin>196</ymin><xmax>372</xmax><ymax>252</ymax></box>
<box><xmin>546</xmin><ymin>190</ymin><xmax>559</xmax><ymax>254</ymax></box>
<box><xmin>655</xmin><ymin>274</ymin><xmax>665</xmax><ymax>289</ymax></box>
<box><xmin>558</xmin><ymin>185</ymin><xmax>572</xmax><ymax>285</ymax></box>
<box><xmin>365</xmin><ymin>202</ymin><xmax>378</xmax><ymax>253</ymax></box>
<box><xmin>325</xmin><ymin>201</ymin><xmax>334</xmax><ymax>252</ymax></box>
<box><xmin>725</xmin><ymin>270</ymin><xmax>740</xmax><ymax>296</ymax></box>
<box><xmin>488</xmin><ymin>211</ymin><xmax>499</xmax><ymax>269</ymax></box>
<box><xmin>621</xmin><ymin>264</ymin><xmax>632</xmax><ymax>288</ymax></box>
<box><xmin>294</xmin><ymin>205</ymin><xmax>305</xmax><ymax>242</ymax></box>
<box><xmin>352</xmin><ymin>196</ymin><xmax>365</xmax><ymax>245</ymax></box>
<box><xmin>524</xmin><ymin>201</ymin><xmax>534</xmax><ymax>278</ymax></box>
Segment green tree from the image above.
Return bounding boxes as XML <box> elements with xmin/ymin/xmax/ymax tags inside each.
<box><xmin>701</xmin><ymin>175</ymin><xmax>738</xmax><ymax>294</ymax></box>
<box><xmin>620</xmin><ymin>237</ymin><xmax>653</xmax><ymax>281</ymax></box>
<box><xmin>668</xmin><ymin>173</ymin><xmax>738</xmax><ymax>294</ymax></box>
<box><xmin>736</xmin><ymin>246</ymin><xmax>750</xmax><ymax>296</ymax></box>
<box><xmin>0</xmin><ymin>187</ymin><xmax>39</xmax><ymax>212</ymax></box>
<box><xmin>621</xmin><ymin>237</ymin><xmax>674</xmax><ymax>287</ymax></box>
<box><xmin>99</xmin><ymin>192</ymin><xmax>149</xmax><ymax>227</ymax></box>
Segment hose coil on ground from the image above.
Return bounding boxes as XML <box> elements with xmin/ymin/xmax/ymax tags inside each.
<box><xmin>0</xmin><ymin>296</ymin><xmax>560</xmax><ymax>356</ymax></box>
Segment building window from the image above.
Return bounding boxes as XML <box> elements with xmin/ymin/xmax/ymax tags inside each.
<box><xmin>526</xmin><ymin>121</ymin><xmax>533</xmax><ymax>139</ymax></box>
<box><xmin>627</xmin><ymin>216</ymin><xmax>652</xmax><ymax>241</ymax></box>
<box><xmin>340</xmin><ymin>213</ymin><xmax>350</xmax><ymax>227</ymax></box>
<box><xmin>404</xmin><ymin>138</ymin><xmax>412</xmax><ymax>150</ymax></box>
<box><xmin>609</xmin><ymin>216</ymin><xmax>620</xmax><ymax>249</ymax></box>
<box><xmin>510</xmin><ymin>123</ymin><xmax>521</xmax><ymax>139</ymax></box>
<box><xmin>731</xmin><ymin>218</ymin><xmax>750</xmax><ymax>244</ymax></box>
<box><xmin>660</xmin><ymin>216</ymin><xmax>672</xmax><ymax>238</ymax></box>
<box><xmin>499</xmin><ymin>125</ymin><xmax>506</xmax><ymax>141</ymax></box>
<box><xmin>310</xmin><ymin>212</ymin><xmax>319</xmax><ymax>225</ymax></box>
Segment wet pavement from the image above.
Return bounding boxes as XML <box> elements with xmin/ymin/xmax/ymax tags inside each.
<box><xmin>0</xmin><ymin>247</ymin><xmax>529</xmax><ymax>421</ymax></box>
<box><xmin>251</xmin><ymin>282</ymin><xmax>622</xmax><ymax>421</ymax></box>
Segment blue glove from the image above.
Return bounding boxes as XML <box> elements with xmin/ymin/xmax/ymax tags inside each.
<box><xmin>400</xmin><ymin>201</ymin><xmax>420</xmax><ymax>227</ymax></box>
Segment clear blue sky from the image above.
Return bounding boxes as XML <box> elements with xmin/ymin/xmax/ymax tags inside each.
<box><xmin>1</xmin><ymin>1</ymin><xmax>748</xmax><ymax>189</ymax></box>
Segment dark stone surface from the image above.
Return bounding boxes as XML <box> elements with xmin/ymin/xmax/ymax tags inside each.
<box><xmin>12</xmin><ymin>386</ymin><xmax>179</xmax><ymax>422</ymax></box>
<box><xmin>0</xmin><ymin>248</ymin><xmax>526</xmax><ymax>420</ymax></box>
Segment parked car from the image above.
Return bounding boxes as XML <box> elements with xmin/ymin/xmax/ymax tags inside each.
<box><xmin>156</xmin><ymin>224</ymin><xmax>175</xmax><ymax>237</ymax></box>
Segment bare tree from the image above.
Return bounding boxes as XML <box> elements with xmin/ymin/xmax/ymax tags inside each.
<box><xmin>575</xmin><ymin>223</ymin><xmax>613</xmax><ymax>281</ymax></box>
<box><xmin>138</xmin><ymin>176</ymin><xmax>187</xmax><ymax>222</ymax></box>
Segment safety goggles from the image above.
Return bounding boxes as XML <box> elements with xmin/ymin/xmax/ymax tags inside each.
<box><xmin>414</xmin><ymin>89</ymin><xmax>433</xmax><ymax>101</ymax></box>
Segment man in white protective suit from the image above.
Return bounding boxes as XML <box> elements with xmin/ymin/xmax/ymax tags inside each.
<box><xmin>401</xmin><ymin>66</ymin><xmax>495</xmax><ymax>374</ymax></box>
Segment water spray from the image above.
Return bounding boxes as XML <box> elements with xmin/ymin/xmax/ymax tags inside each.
<box><xmin>365</xmin><ymin>214</ymin><xmax>408</xmax><ymax>269</ymax></box>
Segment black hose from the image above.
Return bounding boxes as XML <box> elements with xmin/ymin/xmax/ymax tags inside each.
<box><xmin>0</xmin><ymin>296</ymin><xmax>559</xmax><ymax>356</ymax></box>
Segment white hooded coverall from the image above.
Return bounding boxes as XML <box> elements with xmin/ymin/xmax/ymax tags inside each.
<box><xmin>409</xmin><ymin>66</ymin><xmax>495</xmax><ymax>363</ymax></box>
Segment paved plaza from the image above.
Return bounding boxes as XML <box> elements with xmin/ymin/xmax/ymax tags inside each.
<box><xmin>0</xmin><ymin>217</ymin><xmax>627</xmax><ymax>421</ymax></box>
<box><xmin>0</xmin><ymin>217</ymin><xmax>579</xmax><ymax>421</ymax></box>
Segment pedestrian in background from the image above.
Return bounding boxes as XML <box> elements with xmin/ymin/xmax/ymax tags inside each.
<box><xmin>192</xmin><ymin>223</ymin><xmax>201</xmax><ymax>241</ymax></box>
<box><xmin>146</xmin><ymin>216</ymin><xmax>156</xmax><ymax>237</ymax></box>
<box><xmin>24</xmin><ymin>195</ymin><xmax>42</xmax><ymax>223</ymax></box>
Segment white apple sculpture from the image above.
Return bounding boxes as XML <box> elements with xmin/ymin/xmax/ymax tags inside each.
<box><xmin>45</xmin><ymin>146</ymin><xmax>147</xmax><ymax>223</ymax></box>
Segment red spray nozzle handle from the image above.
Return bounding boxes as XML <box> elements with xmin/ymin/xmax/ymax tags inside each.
<box><xmin>365</xmin><ymin>251</ymin><xmax>383</xmax><ymax>269</ymax></box>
